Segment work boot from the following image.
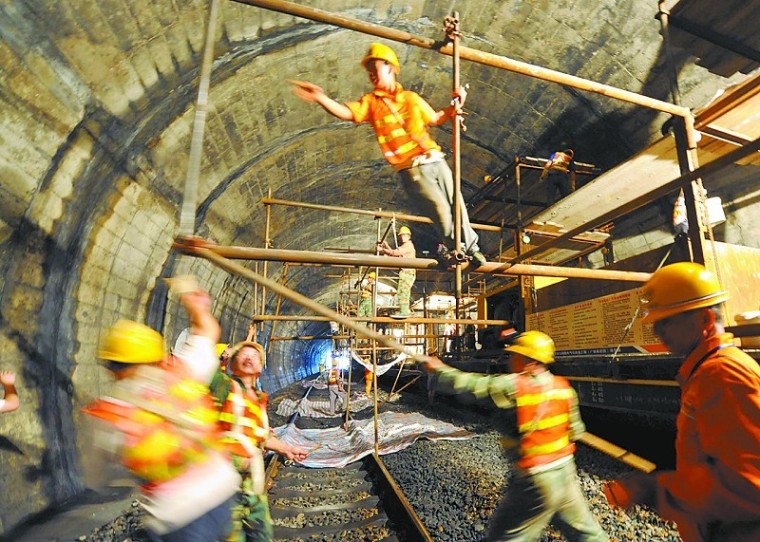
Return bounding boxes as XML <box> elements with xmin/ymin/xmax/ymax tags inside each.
<box><xmin>469</xmin><ymin>251</ymin><xmax>487</xmax><ymax>269</ymax></box>
<box><xmin>436</xmin><ymin>243</ymin><xmax>454</xmax><ymax>270</ymax></box>
<box><xmin>392</xmin><ymin>303</ymin><xmax>411</xmax><ymax>319</ymax></box>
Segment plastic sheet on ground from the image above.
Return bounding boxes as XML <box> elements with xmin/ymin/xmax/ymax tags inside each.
<box><xmin>275</xmin><ymin>392</ymin><xmax>373</xmax><ymax>418</ymax></box>
<box><xmin>300</xmin><ymin>379</ymin><xmax>327</xmax><ymax>389</ymax></box>
<box><xmin>272</xmin><ymin>411</ymin><xmax>474</xmax><ymax>468</ymax></box>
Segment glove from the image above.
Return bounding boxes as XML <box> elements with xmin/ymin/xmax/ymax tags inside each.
<box><xmin>603</xmin><ymin>472</ymin><xmax>657</xmax><ymax>510</ymax></box>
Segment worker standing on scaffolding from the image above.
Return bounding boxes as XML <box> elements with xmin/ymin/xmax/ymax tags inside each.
<box><xmin>357</xmin><ymin>272</ymin><xmax>375</xmax><ymax>318</ymax></box>
<box><xmin>540</xmin><ymin>148</ymin><xmax>576</xmax><ymax>204</ymax></box>
<box><xmin>290</xmin><ymin>43</ymin><xmax>486</xmax><ymax>268</ymax></box>
<box><xmin>377</xmin><ymin>225</ymin><xmax>416</xmax><ymax>317</ymax></box>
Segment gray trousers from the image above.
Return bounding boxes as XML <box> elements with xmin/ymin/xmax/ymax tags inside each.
<box><xmin>486</xmin><ymin>458</ymin><xmax>608</xmax><ymax>542</ymax></box>
<box><xmin>398</xmin><ymin>159</ymin><xmax>480</xmax><ymax>254</ymax></box>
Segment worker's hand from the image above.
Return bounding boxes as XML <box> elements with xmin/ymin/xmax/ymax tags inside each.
<box><xmin>0</xmin><ymin>371</ymin><xmax>16</xmax><ymax>386</ymax></box>
<box><xmin>420</xmin><ymin>356</ymin><xmax>446</xmax><ymax>372</ymax></box>
<box><xmin>283</xmin><ymin>445</ymin><xmax>309</xmax><ymax>463</ymax></box>
<box><xmin>453</xmin><ymin>85</ymin><xmax>468</xmax><ymax>107</ymax></box>
<box><xmin>603</xmin><ymin>472</ymin><xmax>657</xmax><ymax>510</ymax></box>
<box><xmin>289</xmin><ymin>79</ymin><xmax>325</xmax><ymax>103</ymax></box>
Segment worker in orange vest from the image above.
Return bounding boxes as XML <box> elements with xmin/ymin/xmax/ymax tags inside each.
<box><xmin>604</xmin><ymin>263</ymin><xmax>760</xmax><ymax>541</ymax></box>
<box><xmin>291</xmin><ymin>43</ymin><xmax>486</xmax><ymax>268</ymax></box>
<box><xmin>210</xmin><ymin>340</ymin><xmax>308</xmax><ymax>542</ymax></box>
<box><xmin>540</xmin><ymin>148</ymin><xmax>576</xmax><ymax>204</ymax></box>
<box><xmin>423</xmin><ymin>331</ymin><xmax>608</xmax><ymax>541</ymax></box>
<box><xmin>327</xmin><ymin>360</ymin><xmax>345</xmax><ymax>415</ymax></box>
<box><xmin>83</xmin><ymin>280</ymin><xmax>240</xmax><ymax>542</ymax></box>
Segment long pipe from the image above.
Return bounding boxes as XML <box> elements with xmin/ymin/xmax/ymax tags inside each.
<box><xmin>260</xmin><ymin>197</ymin><xmax>502</xmax><ymax>233</ymax></box>
<box><xmin>179</xmin><ymin>0</ymin><xmax>220</xmax><ymax>236</ymax></box>
<box><xmin>188</xmin><ymin>246</ymin><xmax>437</xmax><ymax>365</ymax></box>
<box><xmin>248</xmin><ymin>314</ymin><xmax>511</xmax><ymax>326</ymax></box>
<box><xmin>183</xmin><ymin>240</ymin><xmax>652</xmax><ymax>282</ymax></box>
<box><xmin>231</xmin><ymin>0</ymin><xmax>696</xmax><ymax>145</ymax></box>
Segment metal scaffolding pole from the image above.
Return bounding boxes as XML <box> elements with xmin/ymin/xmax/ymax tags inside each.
<box><xmin>176</xmin><ymin>239</ymin><xmax>653</xmax><ymax>282</ymax></box>
<box><xmin>249</xmin><ymin>314</ymin><xmax>511</xmax><ymax>326</ymax></box>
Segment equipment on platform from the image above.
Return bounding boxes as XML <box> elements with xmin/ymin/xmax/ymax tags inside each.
<box><xmin>640</xmin><ymin>262</ymin><xmax>728</xmax><ymax>324</ymax></box>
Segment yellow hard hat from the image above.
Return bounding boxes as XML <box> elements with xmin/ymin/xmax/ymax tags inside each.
<box><xmin>505</xmin><ymin>331</ymin><xmax>555</xmax><ymax>364</ymax></box>
<box><xmin>640</xmin><ymin>262</ymin><xmax>728</xmax><ymax>324</ymax></box>
<box><xmin>228</xmin><ymin>341</ymin><xmax>267</xmax><ymax>367</ymax></box>
<box><xmin>398</xmin><ymin>226</ymin><xmax>411</xmax><ymax>236</ymax></box>
<box><xmin>368</xmin><ymin>272</ymin><xmax>376</xmax><ymax>279</ymax></box>
<box><xmin>99</xmin><ymin>320</ymin><xmax>165</xmax><ymax>364</ymax></box>
<box><xmin>215</xmin><ymin>343</ymin><xmax>229</xmax><ymax>358</ymax></box>
<box><xmin>361</xmin><ymin>43</ymin><xmax>400</xmax><ymax>74</ymax></box>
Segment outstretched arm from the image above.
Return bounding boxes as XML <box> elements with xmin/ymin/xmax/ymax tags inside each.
<box><xmin>265</xmin><ymin>435</ymin><xmax>310</xmax><ymax>462</ymax></box>
<box><xmin>290</xmin><ymin>80</ymin><xmax>354</xmax><ymax>121</ymax></box>
<box><xmin>0</xmin><ymin>371</ymin><xmax>19</xmax><ymax>413</ymax></box>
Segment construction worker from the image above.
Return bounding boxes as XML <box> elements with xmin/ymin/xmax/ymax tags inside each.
<box><xmin>358</xmin><ymin>271</ymin><xmax>375</xmax><ymax>318</ymax></box>
<box><xmin>364</xmin><ymin>367</ymin><xmax>373</xmax><ymax>397</ymax></box>
<box><xmin>604</xmin><ymin>262</ymin><xmax>760</xmax><ymax>541</ymax></box>
<box><xmin>83</xmin><ymin>281</ymin><xmax>241</xmax><ymax>542</ymax></box>
<box><xmin>377</xmin><ymin>225</ymin><xmax>416</xmax><ymax>317</ymax></box>
<box><xmin>291</xmin><ymin>43</ymin><xmax>487</xmax><ymax>268</ymax></box>
<box><xmin>0</xmin><ymin>370</ymin><xmax>20</xmax><ymax>413</ymax></box>
<box><xmin>210</xmin><ymin>340</ymin><xmax>308</xmax><ymax>542</ymax></box>
<box><xmin>423</xmin><ymin>331</ymin><xmax>609</xmax><ymax>541</ymax></box>
<box><xmin>540</xmin><ymin>148</ymin><xmax>576</xmax><ymax>204</ymax></box>
<box><xmin>327</xmin><ymin>359</ymin><xmax>344</xmax><ymax>415</ymax></box>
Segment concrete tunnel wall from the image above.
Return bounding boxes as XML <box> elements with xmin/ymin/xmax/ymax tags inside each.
<box><xmin>0</xmin><ymin>0</ymin><xmax>758</xmax><ymax>533</ymax></box>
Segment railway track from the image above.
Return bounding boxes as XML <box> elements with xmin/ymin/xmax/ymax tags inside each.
<box><xmin>267</xmin><ymin>452</ymin><xmax>431</xmax><ymax>542</ymax></box>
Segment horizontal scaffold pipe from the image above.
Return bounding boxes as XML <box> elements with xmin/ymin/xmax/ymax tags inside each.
<box><xmin>261</xmin><ymin>197</ymin><xmax>502</xmax><ymax>232</ymax></box>
<box><xmin>271</xmin><ymin>333</ymin><xmax>452</xmax><ymax>341</ymax></box>
<box><xmin>185</xmin><ymin>240</ymin><xmax>651</xmax><ymax>282</ymax></box>
<box><xmin>252</xmin><ymin>314</ymin><xmax>510</xmax><ymax>325</ymax></box>
<box><xmin>232</xmin><ymin>0</ymin><xmax>692</xmax><ymax>122</ymax></box>
<box><xmin>184</xmin><ymin>244</ymin><xmax>438</xmax><ymax>364</ymax></box>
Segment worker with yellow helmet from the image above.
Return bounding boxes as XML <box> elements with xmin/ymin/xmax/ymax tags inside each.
<box><xmin>357</xmin><ymin>270</ymin><xmax>376</xmax><ymax>318</ymax></box>
<box><xmin>290</xmin><ymin>42</ymin><xmax>487</xmax><ymax>269</ymax></box>
<box><xmin>377</xmin><ymin>225</ymin><xmax>416</xmax><ymax>317</ymax></box>
<box><xmin>83</xmin><ymin>280</ymin><xmax>240</xmax><ymax>541</ymax></box>
<box><xmin>422</xmin><ymin>331</ymin><xmax>608</xmax><ymax>541</ymax></box>
<box><xmin>604</xmin><ymin>262</ymin><xmax>760</xmax><ymax>541</ymax></box>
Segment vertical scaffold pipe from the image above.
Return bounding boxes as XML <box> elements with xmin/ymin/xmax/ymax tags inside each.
<box><xmin>178</xmin><ymin>0</ymin><xmax>220</xmax><ymax>236</ymax></box>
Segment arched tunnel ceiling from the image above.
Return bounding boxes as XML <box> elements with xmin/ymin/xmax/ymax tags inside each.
<box><xmin>1</xmin><ymin>1</ymin><xmax>757</xmax><ymax>394</ymax></box>
<box><xmin>2</xmin><ymin>0</ymin><xmax>760</xmax><ymax>523</ymax></box>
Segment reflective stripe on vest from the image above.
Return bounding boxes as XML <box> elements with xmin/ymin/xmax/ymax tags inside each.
<box><xmin>514</xmin><ymin>374</ymin><xmax>575</xmax><ymax>470</ymax></box>
<box><xmin>549</xmin><ymin>152</ymin><xmax>572</xmax><ymax>173</ymax></box>
<box><xmin>82</xmin><ymin>363</ymin><xmax>221</xmax><ymax>485</ymax></box>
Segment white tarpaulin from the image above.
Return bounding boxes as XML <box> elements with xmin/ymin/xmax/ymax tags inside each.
<box><xmin>275</xmin><ymin>392</ymin><xmax>373</xmax><ymax>418</ymax></box>
<box><xmin>272</xmin><ymin>411</ymin><xmax>474</xmax><ymax>468</ymax></box>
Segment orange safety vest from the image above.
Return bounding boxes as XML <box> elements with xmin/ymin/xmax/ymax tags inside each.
<box><xmin>328</xmin><ymin>369</ymin><xmax>340</xmax><ymax>386</ymax></box>
<box><xmin>82</xmin><ymin>362</ymin><xmax>222</xmax><ymax>486</ymax></box>
<box><xmin>217</xmin><ymin>381</ymin><xmax>270</xmax><ymax>458</ymax></box>
<box><xmin>346</xmin><ymin>84</ymin><xmax>441</xmax><ymax>168</ymax></box>
<box><xmin>548</xmin><ymin>151</ymin><xmax>573</xmax><ymax>173</ymax></box>
<box><xmin>514</xmin><ymin>374</ymin><xmax>576</xmax><ymax>470</ymax></box>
